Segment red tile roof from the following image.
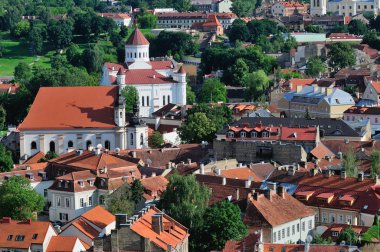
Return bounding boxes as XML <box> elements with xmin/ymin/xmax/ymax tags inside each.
<box><xmin>371</xmin><ymin>80</ymin><xmax>380</xmax><ymax>94</ymax></box>
<box><xmin>126</xmin><ymin>28</ymin><xmax>149</xmax><ymax>45</ymax></box>
<box><xmin>203</xmin><ymin>14</ymin><xmax>221</xmax><ymax>27</ymax></box>
<box><xmin>261</xmin><ymin>243</ymin><xmax>349</xmax><ymax>252</ymax></box>
<box><xmin>46</xmin><ymin>236</ymin><xmax>85</xmax><ymax>252</ymax></box>
<box><xmin>310</xmin><ymin>142</ymin><xmax>335</xmax><ymax>160</ymax></box>
<box><xmin>18</xmin><ymin>87</ymin><xmax>118</xmax><ymax>130</ymax></box>
<box><xmin>130</xmin><ymin>207</ymin><xmax>189</xmax><ymax>251</ymax></box>
<box><xmin>223</xmin><ymin>233</ymin><xmax>260</xmax><ymax>252</ymax></box>
<box><xmin>0</xmin><ymin>218</ymin><xmax>55</xmax><ymax>249</ymax></box>
<box><xmin>149</xmin><ymin>60</ymin><xmax>173</xmax><ymax>70</ymax></box>
<box><xmin>71</xmin><ymin>218</ymin><xmax>99</xmax><ymax>239</ymax></box>
<box><xmin>22</xmin><ymin>151</ymin><xmax>46</xmax><ymax>164</ymax></box>
<box><xmin>97</xmin><ymin>13</ymin><xmax>131</xmax><ymax>19</ymax></box>
<box><xmin>123</xmin><ymin>69</ymin><xmax>176</xmax><ymax>85</ymax></box>
<box><xmin>283</xmin><ymin>78</ymin><xmax>315</xmax><ymax>92</ymax></box>
<box><xmin>140</xmin><ymin>176</ymin><xmax>169</xmax><ymax>199</ymax></box>
<box><xmin>244</xmin><ymin>191</ymin><xmax>315</xmax><ymax>227</ymax></box>
<box><xmin>0</xmin><ymin>83</ymin><xmax>19</xmax><ymax>95</ymax></box>
<box><xmin>321</xmin><ymin>224</ymin><xmax>369</xmax><ymax>242</ymax></box>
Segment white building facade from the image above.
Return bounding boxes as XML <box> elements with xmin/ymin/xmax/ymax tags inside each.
<box><xmin>311</xmin><ymin>0</ymin><xmax>380</xmax><ymax>16</ymax></box>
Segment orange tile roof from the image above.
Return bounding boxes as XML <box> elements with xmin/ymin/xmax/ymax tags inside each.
<box><xmin>208</xmin><ymin>167</ymin><xmax>260</xmax><ymax>181</ymax></box>
<box><xmin>22</xmin><ymin>151</ymin><xmax>46</xmax><ymax>164</ymax></box>
<box><xmin>71</xmin><ymin>218</ymin><xmax>99</xmax><ymax>239</ymax></box>
<box><xmin>81</xmin><ymin>206</ymin><xmax>115</xmax><ymax>229</ymax></box>
<box><xmin>126</xmin><ymin>28</ymin><xmax>149</xmax><ymax>45</ymax></box>
<box><xmin>244</xmin><ymin>192</ymin><xmax>315</xmax><ymax>227</ymax></box>
<box><xmin>97</xmin><ymin>13</ymin><xmax>131</xmax><ymax>19</ymax></box>
<box><xmin>130</xmin><ymin>207</ymin><xmax>189</xmax><ymax>251</ymax></box>
<box><xmin>0</xmin><ymin>83</ymin><xmax>19</xmax><ymax>95</ymax></box>
<box><xmin>18</xmin><ymin>86</ymin><xmax>118</xmax><ymax>130</ymax></box>
<box><xmin>0</xmin><ymin>218</ymin><xmax>55</xmax><ymax>249</ymax></box>
<box><xmin>141</xmin><ymin>176</ymin><xmax>169</xmax><ymax>192</ymax></box>
<box><xmin>310</xmin><ymin>142</ymin><xmax>335</xmax><ymax>160</ymax></box>
<box><xmin>46</xmin><ymin>236</ymin><xmax>81</xmax><ymax>252</ymax></box>
<box><xmin>371</xmin><ymin>80</ymin><xmax>380</xmax><ymax>94</ymax></box>
<box><xmin>203</xmin><ymin>14</ymin><xmax>221</xmax><ymax>27</ymax></box>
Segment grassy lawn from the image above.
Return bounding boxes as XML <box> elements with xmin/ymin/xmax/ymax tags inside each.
<box><xmin>0</xmin><ymin>28</ymin><xmax>154</xmax><ymax>76</ymax></box>
<box><xmin>0</xmin><ymin>32</ymin><xmax>51</xmax><ymax>76</ymax></box>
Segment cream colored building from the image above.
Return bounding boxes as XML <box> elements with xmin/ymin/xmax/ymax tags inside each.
<box><xmin>278</xmin><ymin>85</ymin><xmax>355</xmax><ymax>118</ymax></box>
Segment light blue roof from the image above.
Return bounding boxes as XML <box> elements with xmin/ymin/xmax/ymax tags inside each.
<box><xmin>284</xmin><ymin>86</ymin><xmax>355</xmax><ymax>106</ymax></box>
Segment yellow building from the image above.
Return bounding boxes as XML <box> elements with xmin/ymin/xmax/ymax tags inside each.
<box><xmin>278</xmin><ymin>85</ymin><xmax>355</xmax><ymax>118</ymax></box>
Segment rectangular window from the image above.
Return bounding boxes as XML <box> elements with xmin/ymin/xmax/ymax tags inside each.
<box><xmin>308</xmin><ymin>220</ymin><xmax>312</xmax><ymax>229</ymax></box>
<box><xmin>44</xmin><ymin>189</ymin><xmax>48</xmax><ymax>198</ymax></box>
<box><xmin>338</xmin><ymin>214</ymin><xmax>344</xmax><ymax>224</ymax></box>
<box><xmin>80</xmin><ymin>198</ymin><xmax>84</xmax><ymax>207</ymax></box>
<box><xmin>330</xmin><ymin>214</ymin><xmax>336</xmax><ymax>223</ymax></box>
<box><xmin>302</xmin><ymin>221</ymin><xmax>305</xmax><ymax>231</ymax></box>
<box><xmin>273</xmin><ymin>231</ymin><xmax>276</xmax><ymax>242</ymax></box>
<box><xmin>56</xmin><ymin>197</ymin><xmax>61</xmax><ymax>207</ymax></box>
<box><xmin>147</xmin><ymin>96</ymin><xmax>150</xmax><ymax>106</ymax></box>
<box><xmin>346</xmin><ymin>215</ymin><xmax>352</xmax><ymax>224</ymax></box>
<box><xmin>142</xmin><ymin>96</ymin><xmax>145</xmax><ymax>106</ymax></box>
<box><xmin>297</xmin><ymin>223</ymin><xmax>300</xmax><ymax>232</ymax></box>
<box><xmin>287</xmin><ymin>227</ymin><xmax>290</xmax><ymax>237</ymax></box>
<box><xmin>322</xmin><ymin>212</ymin><xmax>328</xmax><ymax>223</ymax></box>
<box><xmin>65</xmin><ymin>198</ymin><xmax>70</xmax><ymax>208</ymax></box>
<box><xmin>292</xmin><ymin>225</ymin><xmax>295</xmax><ymax>235</ymax></box>
<box><xmin>315</xmin><ymin>213</ymin><xmax>319</xmax><ymax>222</ymax></box>
<box><xmin>278</xmin><ymin>231</ymin><xmax>281</xmax><ymax>240</ymax></box>
<box><xmin>89</xmin><ymin>196</ymin><xmax>92</xmax><ymax>206</ymax></box>
<box><xmin>282</xmin><ymin>229</ymin><xmax>285</xmax><ymax>238</ymax></box>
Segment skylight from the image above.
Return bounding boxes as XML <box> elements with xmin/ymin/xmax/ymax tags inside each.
<box><xmin>15</xmin><ymin>235</ymin><xmax>25</xmax><ymax>241</ymax></box>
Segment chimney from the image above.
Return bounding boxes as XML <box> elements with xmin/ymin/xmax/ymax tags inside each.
<box><xmin>215</xmin><ymin>168</ymin><xmax>221</xmax><ymax>176</ymax></box>
<box><xmin>200</xmin><ymin>164</ymin><xmax>205</xmax><ymax>174</ymax></box>
<box><xmin>325</xmin><ymin>87</ymin><xmax>333</xmax><ymax>96</ymax></box>
<box><xmin>358</xmin><ymin>171</ymin><xmax>364</xmax><ymax>182</ymax></box>
<box><xmin>296</xmin><ymin>84</ymin><xmax>302</xmax><ymax>93</ymax></box>
<box><xmin>152</xmin><ymin>213</ymin><xmax>163</xmax><ymax>234</ymax></box>
<box><xmin>277</xmin><ymin>186</ymin><xmax>286</xmax><ymax>199</ymax></box>
<box><xmin>313</xmin><ymin>84</ymin><xmax>318</xmax><ymax>93</ymax></box>
<box><xmin>132</xmin><ymin>151</ymin><xmax>137</xmax><ymax>158</ymax></box>
<box><xmin>95</xmin><ymin>147</ymin><xmax>101</xmax><ymax>156</ymax></box>
<box><xmin>341</xmin><ymin>170</ymin><xmax>347</xmax><ymax>179</ymax></box>
<box><xmin>288</xmin><ymin>166</ymin><xmax>295</xmax><ymax>176</ymax></box>
<box><xmin>267</xmin><ymin>182</ymin><xmax>277</xmax><ymax>191</ymax></box>
<box><xmin>115</xmin><ymin>214</ymin><xmax>128</xmax><ymax>229</ymax></box>
<box><xmin>151</xmin><ymin>172</ymin><xmax>156</xmax><ymax>177</ymax></box>
<box><xmin>222</xmin><ymin>177</ymin><xmax>226</xmax><ymax>185</ymax></box>
<box><xmin>264</xmin><ymin>189</ymin><xmax>273</xmax><ymax>201</ymax></box>
<box><xmin>187</xmin><ymin>158</ymin><xmax>191</xmax><ymax>165</ymax></box>
<box><xmin>235</xmin><ymin>188</ymin><xmax>240</xmax><ymax>200</ymax></box>
<box><xmin>238</xmin><ymin>163</ymin><xmax>243</xmax><ymax>168</ymax></box>
<box><xmin>245</xmin><ymin>179</ymin><xmax>252</xmax><ymax>188</ymax></box>
<box><xmin>252</xmin><ymin>191</ymin><xmax>260</xmax><ymax>201</ymax></box>
<box><xmin>310</xmin><ymin>168</ymin><xmax>318</xmax><ymax>177</ymax></box>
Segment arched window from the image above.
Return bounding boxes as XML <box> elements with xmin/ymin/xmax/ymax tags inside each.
<box><xmin>167</xmin><ymin>95</ymin><xmax>171</xmax><ymax>104</ymax></box>
<box><xmin>31</xmin><ymin>141</ymin><xmax>37</xmax><ymax>150</ymax></box>
<box><xmin>49</xmin><ymin>141</ymin><xmax>55</xmax><ymax>152</ymax></box>
<box><xmin>163</xmin><ymin>95</ymin><xmax>166</xmax><ymax>106</ymax></box>
<box><xmin>140</xmin><ymin>133</ymin><xmax>144</xmax><ymax>145</ymax></box>
<box><xmin>99</xmin><ymin>195</ymin><xmax>105</xmax><ymax>205</ymax></box>
<box><xmin>68</xmin><ymin>141</ymin><xmax>73</xmax><ymax>148</ymax></box>
<box><xmin>142</xmin><ymin>96</ymin><xmax>145</xmax><ymax>106</ymax></box>
<box><xmin>86</xmin><ymin>141</ymin><xmax>92</xmax><ymax>149</ymax></box>
<box><xmin>134</xmin><ymin>52</ymin><xmax>137</xmax><ymax>58</ymax></box>
<box><xmin>146</xmin><ymin>96</ymin><xmax>150</xmax><ymax>106</ymax></box>
<box><xmin>130</xmin><ymin>133</ymin><xmax>134</xmax><ymax>145</ymax></box>
<box><xmin>105</xmin><ymin>140</ymin><xmax>110</xmax><ymax>150</ymax></box>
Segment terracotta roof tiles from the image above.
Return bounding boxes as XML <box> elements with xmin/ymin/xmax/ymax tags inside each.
<box><xmin>126</xmin><ymin>28</ymin><xmax>149</xmax><ymax>45</ymax></box>
<box><xmin>81</xmin><ymin>205</ymin><xmax>115</xmax><ymax>229</ymax></box>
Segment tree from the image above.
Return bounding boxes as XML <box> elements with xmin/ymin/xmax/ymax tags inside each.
<box><xmin>110</xmin><ymin>31</ymin><xmax>123</xmax><ymax>47</ymax></box>
<box><xmin>173</xmin><ymin>0</ymin><xmax>192</xmax><ymax>12</ymax></box>
<box><xmin>231</xmin><ymin>0</ymin><xmax>256</xmax><ymax>17</ymax></box>
<box><xmin>343</xmin><ymin>147</ymin><xmax>359</xmax><ymax>177</ymax></box>
<box><xmin>11</xmin><ymin>21</ymin><xmax>30</xmax><ymax>38</ymax></box>
<box><xmin>338</xmin><ymin>226</ymin><xmax>359</xmax><ymax>245</ymax></box>
<box><xmin>194</xmin><ymin>201</ymin><xmax>248</xmax><ymax>251</ymax></box>
<box><xmin>242</xmin><ymin>70</ymin><xmax>269</xmax><ymax>101</ymax></box>
<box><xmin>348</xmin><ymin>20</ymin><xmax>368</xmax><ymax>35</ymax></box>
<box><xmin>312</xmin><ymin>234</ymin><xmax>333</xmax><ymax>244</ymax></box>
<box><xmin>121</xmin><ymin>86</ymin><xmax>139</xmax><ymax>113</ymax></box>
<box><xmin>66</xmin><ymin>44</ymin><xmax>82</xmax><ymax>66</ymax></box>
<box><xmin>45</xmin><ymin>151</ymin><xmax>58</xmax><ymax>160</ymax></box>
<box><xmin>50</xmin><ymin>54</ymin><xmax>68</xmax><ymax>69</ymax></box>
<box><xmin>159</xmin><ymin>174</ymin><xmax>210</xmax><ymax>230</ymax></box>
<box><xmin>186</xmin><ymin>85</ymin><xmax>196</xmax><ymax>105</ymax></box>
<box><xmin>328</xmin><ymin>42</ymin><xmax>355</xmax><ymax>70</ymax></box>
<box><xmin>47</xmin><ymin>20</ymin><xmax>73</xmax><ymax>49</ymax></box>
<box><xmin>0</xmin><ymin>45</ymin><xmax>4</xmax><ymax>58</ymax></box>
<box><xmin>120</xmin><ymin>25</ymin><xmax>128</xmax><ymax>37</ymax></box>
<box><xmin>228</xmin><ymin>19</ymin><xmax>250</xmax><ymax>43</ymax></box>
<box><xmin>362</xmin><ymin>30</ymin><xmax>380</xmax><ymax>50</ymax></box>
<box><xmin>332</xmin><ymin>25</ymin><xmax>349</xmax><ymax>33</ymax></box>
<box><xmin>14</xmin><ymin>62</ymin><xmax>32</xmax><ymax>84</ymax></box>
<box><xmin>0</xmin><ymin>105</ymin><xmax>6</xmax><ymax>130</ymax></box>
<box><xmin>29</xmin><ymin>26</ymin><xmax>45</xmax><ymax>55</ymax></box>
<box><xmin>229</xmin><ymin>58</ymin><xmax>249</xmax><ymax>86</ymax></box>
<box><xmin>0</xmin><ymin>176</ymin><xmax>45</xmax><ymax>220</ymax></box>
<box><xmin>106</xmin><ymin>184</ymin><xmax>137</xmax><ymax>216</ymax></box>
<box><xmin>149</xmin><ymin>131</ymin><xmax>164</xmax><ymax>148</ymax></box>
<box><xmin>138</xmin><ymin>13</ymin><xmax>157</xmax><ymax>29</ymax></box>
<box><xmin>179</xmin><ymin>112</ymin><xmax>216</xmax><ymax>143</ymax></box>
<box><xmin>370</xmin><ymin>150</ymin><xmax>380</xmax><ymax>178</ymax></box>
<box><xmin>0</xmin><ymin>144</ymin><xmax>13</xmax><ymax>172</ymax></box>
<box><xmin>306</xmin><ymin>56</ymin><xmax>325</xmax><ymax>77</ymax></box>
<box><xmin>130</xmin><ymin>179</ymin><xmax>145</xmax><ymax>204</ymax></box>
<box><xmin>199</xmin><ymin>78</ymin><xmax>227</xmax><ymax>103</ymax></box>
<box><xmin>305</xmin><ymin>25</ymin><xmax>324</xmax><ymax>33</ymax></box>
<box><xmin>82</xmin><ymin>44</ymin><xmax>104</xmax><ymax>73</ymax></box>
<box><xmin>374</xmin><ymin>214</ymin><xmax>379</xmax><ymax>226</ymax></box>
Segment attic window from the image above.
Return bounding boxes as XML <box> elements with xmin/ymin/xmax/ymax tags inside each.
<box><xmin>79</xmin><ymin>180</ymin><xmax>84</xmax><ymax>187</ymax></box>
<box><xmin>7</xmin><ymin>235</ymin><xmax>12</xmax><ymax>241</ymax></box>
<box><xmin>227</xmin><ymin>131</ymin><xmax>234</xmax><ymax>138</ymax></box>
<box><xmin>336</xmin><ymin>99</ymin><xmax>340</xmax><ymax>104</ymax></box>
<box><xmin>15</xmin><ymin>235</ymin><xmax>25</xmax><ymax>241</ymax></box>
<box><xmin>89</xmin><ymin>180</ymin><xmax>94</xmax><ymax>186</ymax></box>
<box><xmin>262</xmin><ymin>132</ymin><xmax>269</xmax><ymax>138</ymax></box>
<box><xmin>32</xmin><ymin>234</ymin><xmax>38</xmax><ymax>239</ymax></box>
<box><xmin>332</xmin><ymin>231</ymin><xmax>339</xmax><ymax>237</ymax></box>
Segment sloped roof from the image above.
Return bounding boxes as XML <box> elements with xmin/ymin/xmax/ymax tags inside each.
<box><xmin>82</xmin><ymin>206</ymin><xmax>115</xmax><ymax>229</ymax></box>
<box><xmin>22</xmin><ymin>151</ymin><xmax>45</xmax><ymax>164</ymax></box>
<box><xmin>18</xmin><ymin>87</ymin><xmax>118</xmax><ymax>131</ymax></box>
<box><xmin>46</xmin><ymin>236</ymin><xmax>86</xmax><ymax>252</ymax></box>
<box><xmin>123</xmin><ymin>69</ymin><xmax>176</xmax><ymax>85</ymax></box>
<box><xmin>71</xmin><ymin>218</ymin><xmax>99</xmax><ymax>239</ymax></box>
<box><xmin>126</xmin><ymin>28</ymin><xmax>149</xmax><ymax>45</ymax></box>
<box><xmin>310</xmin><ymin>142</ymin><xmax>335</xmax><ymax>159</ymax></box>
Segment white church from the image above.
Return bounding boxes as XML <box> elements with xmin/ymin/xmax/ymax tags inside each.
<box><xmin>310</xmin><ymin>0</ymin><xmax>380</xmax><ymax>16</ymax></box>
<box><xmin>100</xmin><ymin>27</ymin><xmax>187</xmax><ymax>117</ymax></box>
<box><xmin>18</xmin><ymin>27</ymin><xmax>187</xmax><ymax>158</ymax></box>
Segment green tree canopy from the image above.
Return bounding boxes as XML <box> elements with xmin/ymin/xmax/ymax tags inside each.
<box><xmin>225</xmin><ymin>58</ymin><xmax>249</xmax><ymax>86</ymax></box>
<box><xmin>121</xmin><ymin>86</ymin><xmax>139</xmax><ymax>113</ymax></box>
<box><xmin>362</xmin><ymin>30</ymin><xmax>380</xmax><ymax>50</ymax></box>
<box><xmin>305</xmin><ymin>25</ymin><xmax>324</xmax><ymax>33</ymax></box>
<box><xmin>328</xmin><ymin>42</ymin><xmax>355</xmax><ymax>70</ymax></box>
<box><xmin>0</xmin><ymin>144</ymin><xmax>13</xmax><ymax>172</ymax></box>
<box><xmin>242</xmin><ymin>70</ymin><xmax>269</xmax><ymax>101</ymax></box>
<box><xmin>138</xmin><ymin>13</ymin><xmax>157</xmax><ymax>29</ymax></box>
<box><xmin>312</xmin><ymin>234</ymin><xmax>333</xmax><ymax>244</ymax></box>
<box><xmin>47</xmin><ymin>20</ymin><xmax>73</xmax><ymax>49</ymax></box>
<box><xmin>186</xmin><ymin>85</ymin><xmax>196</xmax><ymax>105</ymax></box>
<box><xmin>343</xmin><ymin>147</ymin><xmax>359</xmax><ymax>177</ymax></box>
<box><xmin>179</xmin><ymin>112</ymin><xmax>216</xmax><ymax>143</ymax></box>
<box><xmin>228</xmin><ymin>19</ymin><xmax>250</xmax><ymax>43</ymax></box>
<box><xmin>159</xmin><ymin>174</ymin><xmax>210</xmax><ymax>230</ymax></box>
<box><xmin>306</xmin><ymin>56</ymin><xmax>326</xmax><ymax>77</ymax></box>
<box><xmin>231</xmin><ymin>0</ymin><xmax>256</xmax><ymax>17</ymax></box>
<box><xmin>14</xmin><ymin>62</ymin><xmax>32</xmax><ymax>84</ymax></box>
<box><xmin>0</xmin><ymin>176</ymin><xmax>45</xmax><ymax>220</ymax></box>
<box><xmin>348</xmin><ymin>20</ymin><xmax>368</xmax><ymax>35</ymax></box>
<box><xmin>199</xmin><ymin>78</ymin><xmax>227</xmax><ymax>103</ymax></box>
<box><xmin>106</xmin><ymin>183</ymin><xmax>137</xmax><ymax>216</ymax></box>
<box><xmin>130</xmin><ymin>179</ymin><xmax>145</xmax><ymax>204</ymax></box>
<box><xmin>338</xmin><ymin>226</ymin><xmax>359</xmax><ymax>245</ymax></box>
<box><xmin>149</xmin><ymin>131</ymin><xmax>164</xmax><ymax>148</ymax></box>
<box><xmin>0</xmin><ymin>105</ymin><xmax>6</xmax><ymax>130</ymax></box>
<box><xmin>82</xmin><ymin>44</ymin><xmax>104</xmax><ymax>73</ymax></box>
<box><xmin>194</xmin><ymin>200</ymin><xmax>248</xmax><ymax>251</ymax></box>
<box><xmin>11</xmin><ymin>21</ymin><xmax>30</xmax><ymax>38</ymax></box>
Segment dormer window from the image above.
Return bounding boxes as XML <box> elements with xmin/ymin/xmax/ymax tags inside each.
<box><xmin>332</xmin><ymin>231</ymin><xmax>339</xmax><ymax>237</ymax></box>
<box><xmin>251</xmin><ymin>132</ymin><xmax>257</xmax><ymax>138</ymax></box>
<box><xmin>15</xmin><ymin>235</ymin><xmax>25</xmax><ymax>241</ymax></box>
<box><xmin>79</xmin><ymin>180</ymin><xmax>84</xmax><ymax>187</ymax></box>
<box><xmin>100</xmin><ymin>179</ymin><xmax>105</xmax><ymax>187</ymax></box>
<box><xmin>89</xmin><ymin>180</ymin><xmax>94</xmax><ymax>186</ymax></box>
<box><xmin>262</xmin><ymin>132</ymin><xmax>269</xmax><ymax>138</ymax></box>
<box><xmin>240</xmin><ymin>132</ymin><xmax>246</xmax><ymax>138</ymax></box>
<box><xmin>227</xmin><ymin>131</ymin><xmax>234</xmax><ymax>138</ymax></box>
<box><xmin>7</xmin><ymin>235</ymin><xmax>13</xmax><ymax>241</ymax></box>
<box><xmin>64</xmin><ymin>181</ymin><xmax>68</xmax><ymax>188</ymax></box>
<box><xmin>58</xmin><ymin>180</ymin><xmax>62</xmax><ymax>187</ymax></box>
<box><xmin>32</xmin><ymin>234</ymin><xmax>38</xmax><ymax>239</ymax></box>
